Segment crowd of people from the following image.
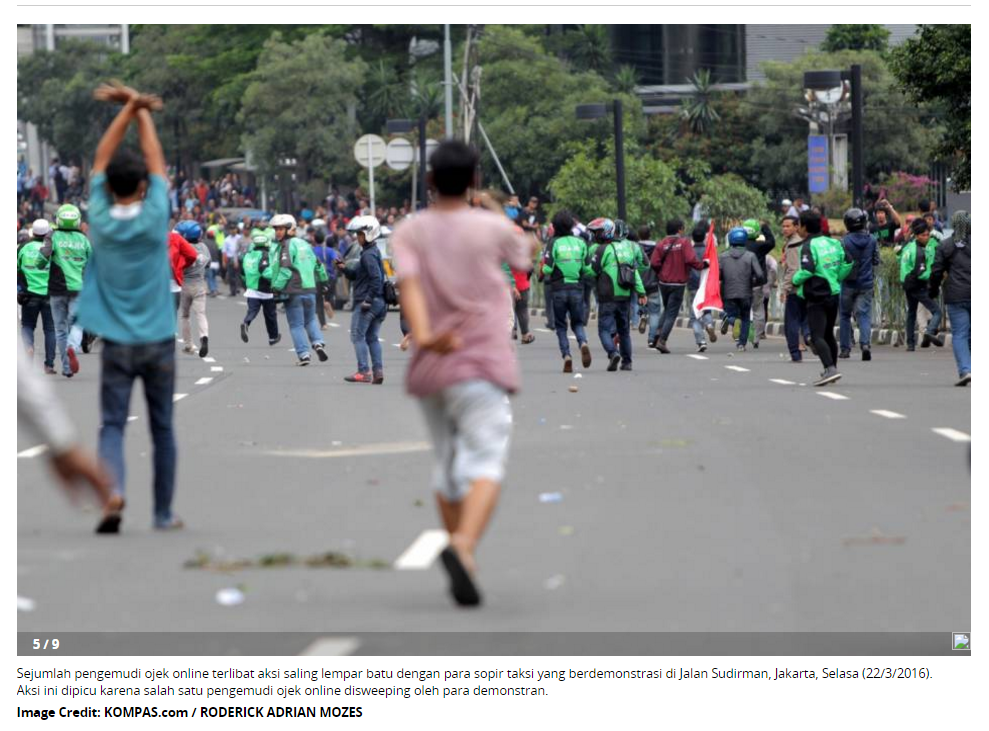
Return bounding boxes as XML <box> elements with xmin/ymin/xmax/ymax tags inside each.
<box><xmin>17</xmin><ymin>81</ymin><xmax>971</xmax><ymax>608</ymax></box>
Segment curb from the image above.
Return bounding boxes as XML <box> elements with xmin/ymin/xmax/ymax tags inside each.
<box><xmin>529</xmin><ymin>308</ymin><xmax>952</xmax><ymax>347</ymax></box>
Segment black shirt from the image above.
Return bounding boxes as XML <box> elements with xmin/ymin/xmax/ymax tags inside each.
<box><xmin>871</xmin><ymin>221</ymin><xmax>897</xmax><ymax>248</ymax></box>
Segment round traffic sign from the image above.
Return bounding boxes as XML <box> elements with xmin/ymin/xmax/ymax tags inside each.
<box><xmin>385</xmin><ymin>138</ymin><xmax>414</xmax><ymax>171</ymax></box>
<box><xmin>354</xmin><ymin>134</ymin><xmax>386</xmax><ymax>168</ymax></box>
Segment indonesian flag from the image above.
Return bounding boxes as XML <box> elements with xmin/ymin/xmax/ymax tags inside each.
<box><xmin>692</xmin><ymin>221</ymin><xmax>723</xmax><ymax>317</ymax></box>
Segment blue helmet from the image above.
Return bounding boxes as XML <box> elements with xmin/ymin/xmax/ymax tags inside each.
<box><xmin>727</xmin><ymin>227</ymin><xmax>749</xmax><ymax>247</ymax></box>
<box><xmin>175</xmin><ymin>220</ymin><xmax>202</xmax><ymax>243</ymax></box>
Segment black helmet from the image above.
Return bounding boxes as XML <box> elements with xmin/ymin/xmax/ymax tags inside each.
<box><xmin>613</xmin><ymin>219</ymin><xmax>629</xmax><ymax>240</ymax></box>
<box><xmin>843</xmin><ymin>208</ymin><xmax>868</xmax><ymax>233</ymax></box>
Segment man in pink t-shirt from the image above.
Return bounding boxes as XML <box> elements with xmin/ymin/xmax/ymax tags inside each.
<box><xmin>391</xmin><ymin>141</ymin><xmax>535</xmax><ymax>607</ymax></box>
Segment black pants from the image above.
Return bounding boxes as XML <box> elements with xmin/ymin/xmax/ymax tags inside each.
<box><xmin>806</xmin><ymin>295</ymin><xmax>839</xmax><ymax>369</ymax></box>
<box><xmin>513</xmin><ymin>288</ymin><xmax>530</xmax><ymax>336</ymax></box>
<box><xmin>315</xmin><ymin>286</ymin><xmax>327</xmax><ymax>327</ymax></box>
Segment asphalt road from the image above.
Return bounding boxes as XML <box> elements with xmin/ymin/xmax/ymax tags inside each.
<box><xmin>17</xmin><ymin>296</ymin><xmax>971</xmax><ymax>654</ymax></box>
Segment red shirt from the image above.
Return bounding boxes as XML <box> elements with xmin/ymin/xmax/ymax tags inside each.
<box><xmin>169</xmin><ymin>232</ymin><xmax>198</xmax><ymax>286</ymax></box>
<box><xmin>650</xmin><ymin>235</ymin><xmax>704</xmax><ymax>285</ymax></box>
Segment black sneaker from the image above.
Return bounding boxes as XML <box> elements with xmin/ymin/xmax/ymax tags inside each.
<box><xmin>269</xmin><ymin>334</ymin><xmax>281</xmax><ymax>346</ymax></box>
<box><xmin>862</xmin><ymin>347</ymin><xmax>872</xmax><ymax>362</ymax></box>
<box><xmin>240</xmin><ymin>323</ymin><xmax>249</xmax><ymax>342</ymax></box>
<box><xmin>607</xmin><ymin>353</ymin><xmax>621</xmax><ymax>372</ymax></box>
<box><xmin>752</xmin><ymin>340</ymin><xmax>759</xmax><ymax>349</ymax></box>
<box><xmin>638</xmin><ymin>315</ymin><xmax>648</xmax><ymax>334</ymax></box>
<box><xmin>706</xmin><ymin>324</ymin><xmax>717</xmax><ymax>343</ymax></box>
<box><xmin>720</xmin><ymin>318</ymin><xmax>730</xmax><ymax>335</ymax></box>
<box><xmin>931</xmin><ymin>334</ymin><xmax>945</xmax><ymax>347</ymax></box>
<box><xmin>314</xmin><ymin>344</ymin><xmax>328</xmax><ymax>362</ymax></box>
<box><xmin>620</xmin><ymin>362</ymin><xmax>633</xmax><ymax>371</ymax></box>
<box><xmin>921</xmin><ymin>333</ymin><xmax>933</xmax><ymax>348</ymax></box>
<box><xmin>199</xmin><ymin>336</ymin><xmax>209</xmax><ymax>358</ymax></box>
<box><xmin>698</xmin><ymin>343</ymin><xmax>707</xmax><ymax>353</ymax></box>
<box><xmin>838</xmin><ymin>350</ymin><xmax>851</xmax><ymax>359</ymax></box>
<box><xmin>736</xmin><ymin>343</ymin><xmax>746</xmax><ymax>352</ymax></box>
<box><xmin>655</xmin><ymin>339</ymin><xmax>670</xmax><ymax>354</ymax></box>
<box><xmin>297</xmin><ymin>354</ymin><xmax>311</xmax><ymax>366</ymax></box>
<box><xmin>956</xmin><ymin>372</ymin><xmax>971</xmax><ymax>387</ymax></box>
<box><xmin>372</xmin><ymin>369</ymin><xmax>384</xmax><ymax>385</ymax></box>
<box><xmin>906</xmin><ymin>345</ymin><xmax>916</xmax><ymax>352</ymax></box>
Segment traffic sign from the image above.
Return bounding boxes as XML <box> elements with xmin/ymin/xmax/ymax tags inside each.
<box><xmin>354</xmin><ymin>134</ymin><xmax>386</xmax><ymax>168</ymax></box>
<box><xmin>386</xmin><ymin>138</ymin><xmax>414</xmax><ymax>171</ymax></box>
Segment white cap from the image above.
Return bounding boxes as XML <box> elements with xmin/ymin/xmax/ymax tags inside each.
<box><xmin>31</xmin><ymin>219</ymin><xmax>52</xmax><ymax>237</ymax></box>
<box><xmin>782</xmin><ymin>199</ymin><xmax>793</xmax><ymax>207</ymax></box>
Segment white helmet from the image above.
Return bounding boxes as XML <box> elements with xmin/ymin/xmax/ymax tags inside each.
<box><xmin>31</xmin><ymin>219</ymin><xmax>52</xmax><ymax>238</ymax></box>
<box><xmin>346</xmin><ymin>215</ymin><xmax>381</xmax><ymax>243</ymax></box>
<box><xmin>270</xmin><ymin>213</ymin><xmax>297</xmax><ymax>229</ymax></box>
<box><xmin>311</xmin><ymin>218</ymin><xmax>327</xmax><ymax>229</ymax></box>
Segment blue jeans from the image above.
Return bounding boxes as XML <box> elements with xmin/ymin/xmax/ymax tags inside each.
<box><xmin>784</xmin><ymin>294</ymin><xmax>808</xmax><ymax>360</ymax></box>
<box><xmin>724</xmin><ymin>297</ymin><xmax>751</xmax><ymax>346</ymax></box>
<box><xmin>687</xmin><ymin>288</ymin><xmax>714</xmax><ymax>344</ymax></box>
<box><xmin>946</xmin><ymin>302</ymin><xmax>971</xmax><ymax>376</ymax></box>
<box><xmin>904</xmin><ymin>287</ymin><xmax>942</xmax><ymax>348</ymax></box>
<box><xmin>597</xmin><ymin>300</ymin><xmax>632</xmax><ymax>364</ymax></box>
<box><xmin>646</xmin><ymin>291</ymin><xmax>662</xmax><ymax>342</ymax></box>
<box><xmin>839</xmin><ymin>286</ymin><xmax>873</xmax><ymax>352</ymax></box>
<box><xmin>351</xmin><ymin>297</ymin><xmax>386</xmax><ymax>372</ymax></box>
<box><xmin>551</xmin><ymin>287</ymin><xmax>587</xmax><ymax>357</ymax></box>
<box><xmin>20</xmin><ymin>294</ymin><xmax>56</xmax><ymax>368</ymax></box>
<box><xmin>49</xmin><ymin>294</ymin><xmax>83</xmax><ymax>375</ymax></box>
<box><xmin>285</xmin><ymin>293</ymin><xmax>324</xmax><ymax>358</ymax></box>
<box><xmin>658</xmin><ymin>284</ymin><xmax>685</xmax><ymax>342</ymax></box>
<box><xmin>205</xmin><ymin>266</ymin><xmax>218</xmax><ymax>295</ymax></box>
<box><xmin>244</xmin><ymin>297</ymin><xmax>279</xmax><ymax>341</ymax></box>
<box><xmin>98</xmin><ymin>339</ymin><xmax>177</xmax><ymax>526</ymax></box>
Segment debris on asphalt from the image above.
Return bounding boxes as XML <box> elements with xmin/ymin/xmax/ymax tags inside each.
<box><xmin>574</xmin><ymin>373</ymin><xmax>583</xmax><ymax>379</ymax></box>
<box><xmin>539</xmin><ymin>492</ymin><xmax>563</xmax><ymax>503</ymax></box>
<box><xmin>186</xmin><ymin>549</ymin><xmax>389</xmax><ymax>571</ymax></box>
<box><xmin>17</xmin><ymin>596</ymin><xmax>36</xmax><ymax>612</ymax></box>
<box><xmin>243</xmin><ymin>357</ymin><xmax>250</xmax><ymax>363</ymax></box>
<box><xmin>215</xmin><ymin>587</ymin><xmax>245</xmax><ymax>606</ymax></box>
<box><xmin>842</xmin><ymin>527</ymin><xmax>906</xmax><ymax>547</ymax></box>
<box><xmin>413</xmin><ymin>499</ymin><xmax>425</xmax><ymax>508</ymax></box>
<box><xmin>568</xmin><ymin>385</ymin><xmax>579</xmax><ymax>393</ymax></box>
<box><xmin>560</xmin><ymin>424</ymin><xmax>574</xmax><ymax>430</ymax></box>
<box><xmin>544</xmin><ymin>574</ymin><xmax>566</xmax><ymax>590</ymax></box>
<box><xmin>558</xmin><ymin>526</ymin><xmax>575</xmax><ymax>536</ymax></box>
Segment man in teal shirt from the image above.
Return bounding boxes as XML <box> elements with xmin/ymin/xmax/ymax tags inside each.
<box><xmin>75</xmin><ymin>81</ymin><xmax>180</xmax><ymax>534</ymax></box>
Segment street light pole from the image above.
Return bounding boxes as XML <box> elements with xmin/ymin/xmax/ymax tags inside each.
<box><xmin>443</xmin><ymin>24</ymin><xmax>454</xmax><ymax>140</ymax></box>
<box><xmin>849</xmin><ymin>64</ymin><xmax>864</xmax><ymax>209</ymax></box>
<box><xmin>613</xmin><ymin>98</ymin><xmax>626</xmax><ymax>222</ymax></box>
<box><xmin>418</xmin><ymin>116</ymin><xmax>428</xmax><ymax>210</ymax></box>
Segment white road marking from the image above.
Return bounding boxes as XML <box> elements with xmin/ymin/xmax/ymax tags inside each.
<box><xmin>817</xmin><ymin>392</ymin><xmax>849</xmax><ymax>401</ymax></box>
<box><xmin>870</xmin><ymin>409</ymin><xmax>906</xmax><ymax>419</ymax></box>
<box><xmin>932</xmin><ymin>427</ymin><xmax>971</xmax><ymax>443</ymax></box>
<box><xmin>394</xmin><ymin>529</ymin><xmax>449</xmax><ymax>570</ymax></box>
<box><xmin>263</xmin><ymin>441</ymin><xmax>431</xmax><ymax>459</ymax></box>
<box><xmin>211</xmin><ymin>366</ymin><xmax>223</xmax><ymax>372</ymax></box>
<box><xmin>535</xmin><ymin>328</ymin><xmax>553</xmax><ymax>333</ymax></box>
<box><xmin>195</xmin><ymin>377</ymin><xmax>213</xmax><ymax>386</ymax></box>
<box><xmin>725</xmin><ymin>365</ymin><xmax>750</xmax><ymax>372</ymax></box>
<box><xmin>378</xmin><ymin>338</ymin><xmax>385</xmax><ymax>342</ymax></box>
<box><xmin>203</xmin><ymin>357</ymin><xmax>216</xmax><ymax>363</ymax></box>
<box><xmin>328</xmin><ymin>323</ymin><xmax>340</xmax><ymax>328</ymax></box>
<box><xmin>127</xmin><ymin>416</ymin><xmax>139</xmax><ymax>422</ymax></box>
<box><xmin>298</xmin><ymin>637</ymin><xmax>361</xmax><ymax>656</ymax></box>
<box><xmin>769</xmin><ymin>378</ymin><xmax>796</xmax><ymax>385</ymax></box>
<box><xmin>173</xmin><ymin>393</ymin><xmax>188</xmax><ymax>403</ymax></box>
<box><xmin>236</xmin><ymin>301</ymin><xmax>247</xmax><ymax>306</ymax></box>
<box><xmin>686</xmin><ymin>354</ymin><xmax>709</xmax><ymax>360</ymax></box>
<box><xmin>17</xmin><ymin>445</ymin><xmax>48</xmax><ymax>459</ymax></box>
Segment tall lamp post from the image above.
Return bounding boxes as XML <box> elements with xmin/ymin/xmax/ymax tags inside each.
<box><xmin>576</xmin><ymin>99</ymin><xmax>626</xmax><ymax>221</ymax></box>
<box><xmin>387</xmin><ymin>117</ymin><xmax>429</xmax><ymax>211</ymax></box>
<box><xmin>803</xmin><ymin>65</ymin><xmax>864</xmax><ymax>208</ymax></box>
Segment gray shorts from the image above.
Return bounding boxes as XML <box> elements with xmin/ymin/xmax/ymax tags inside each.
<box><xmin>419</xmin><ymin>380</ymin><xmax>513</xmax><ymax>502</ymax></box>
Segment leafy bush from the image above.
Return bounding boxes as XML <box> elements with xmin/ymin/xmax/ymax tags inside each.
<box><xmin>879</xmin><ymin>171</ymin><xmax>936</xmax><ymax>212</ymax></box>
<box><xmin>696</xmin><ymin>174</ymin><xmax>768</xmax><ymax>237</ymax></box>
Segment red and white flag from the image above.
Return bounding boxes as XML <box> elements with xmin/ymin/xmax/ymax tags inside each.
<box><xmin>692</xmin><ymin>222</ymin><xmax>723</xmax><ymax>318</ymax></box>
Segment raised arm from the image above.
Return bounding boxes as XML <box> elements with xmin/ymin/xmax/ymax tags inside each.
<box><xmin>92</xmin><ymin>100</ymin><xmax>138</xmax><ymax>175</ymax></box>
<box><xmin>135</xmin><ymin>108</ymin><xmax>166</xmax><ymax>178</ymax></box>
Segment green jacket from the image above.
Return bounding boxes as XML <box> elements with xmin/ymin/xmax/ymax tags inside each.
<box><xmin>589</xmin><ymin>238</ymin><xmax>645</xmax><ymax>301</ymax></box>
<box><xmin>898</xmin><ymin>238</ymin><xmax>937</xmax><ymax>287</ymax></box>
<box><xmin>791</xmin><ymin>235</ymin><xmax>853</xmax><ymax>300</ymax></box>
<box><xmin>271</xmin><ymin>237</ymin><xmax>328</xmax><ymax>294</ymax></box>
<box><xmin>241</xmin><ymin>247</ymin><xmax>275</xmax><ymax>293</ymax></box>
<box><xmin>44</xmin><ymin>229</ymin><xmax>91</xmax><ymax>295</ymax></box>
<box><xmin>542</xmin><ymin>235</ymin><xmax>593</xmax><ymax>287</ymax></box>
<box><xmin>17</xmin><ymin>239</ymin><xmax>51</xmax><ymax>296</ymax></box>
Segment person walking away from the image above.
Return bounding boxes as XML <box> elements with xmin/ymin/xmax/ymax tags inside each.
<box><xmin>270</xmin><ymin>214</ymin><xmax>328</xmax><ymax>366</ymax></box>
<box><xmin>929</xmin><ymin>210</ymin><xmax>970</xmax><ymax>386</ymax></box>
<box><xmin>222</xmin><ymin>223</ymin><xmax>242</xmax><ymax>296</ymax></box>
<box><xmin>311</xmin><ymin>228</ymin><xmax>338</xmax><ymax>327</ymax></box>
<box><xmin>391</xmin><ymin>140</ymin><xmax>536</xmax><ymax>606</ymax></box>
<box><xmin>778</xmin><ymin>215</ymin><xmax>813</xmax><ymax>362</ymax></box>
<box><xmin>791</xmin><ymin>211</ymin><xmax>854</xmax><ymax>386</ymax></box>
<box><xmin>636</xmin><ymin>225</ymin><xmax>661</xmax><ymax>342</ymax></box>
<box><xmin>651</xmin><ymin>218</ymin><xmax>706</xmax><ymax>354</ymax></box>
<box><xmin>686</xmin><ymin>221</ymin><xmax>717</xmax><ymax>352</ymax></box>
<box><xmin>588</xmin><ymin>219</ymin><xmax>647</xmax><ymax>371</ymax></box>
<box><xmin>44</xmin><ymin>204</ymin><xmax>91</xmax><ymax>377</ymax></box>
<box><xmin>838</xmin><ymin>208</ymin><xmax>880</xmax><ymax>361</ymax></box>
<box><xmin>742</xmin><ymin>218</ymin><xmax>775</xmax><ymax>346</ymax></box>
<box><xmin>75</xmin><ymin>82</ymin><xmax>182</xmax><ymax>532</ymax></box>
<box><xmin>18</xmin><ymin>219</ymin><xmax>57</xmax><ymax>374</ymax></box>
<box><xmin>203</xmin><ymin>228</ymin><xmax>221</xmax><ymax>296</ymax></box>
<box><xmin>240</xmin><ymin>231</ymin><xmax>281</xmax><ymax>346</ymax></box>
<box><xmin>613</xmin><ymin>219</ymin><xmax>643</xmax><ymax>329</ymax></box>
<box><xmin>173</xmin><ymin>220</ymin><xmax>210</xmax><ymax>358</ymax></box>
<box><xmin>718</xmin><ymin>227</ymin><xmax>763</xmax><ymax>352</ymax></box>
<box><xmin>168</xmin><ymin>229</ymin><xmax>198</xmax><ymax>313</ymax></box>
<box><xmin>898</xmin><ymin>218</ymin><xmax>943</xmax><ymax>352</ymax></box>
<box><xmin>337</xmin><ymin>216</ymin><xmax>387</xmax><ymax>383</ymax></box>
<box><xmin>542</xmin><ymin>210</ymin><xmax>593</xmax><ymax>372</ymax></box>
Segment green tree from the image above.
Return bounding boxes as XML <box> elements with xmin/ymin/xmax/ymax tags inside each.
<box><xmin>548</xmin><ymin>141</ymin><xmax>687</xmax><ymax>227</ymax></box>
<box><xmin>821</xmin><ymin>25</ymin><xmax>891</xmax><ymax>53</ymax></box>
<box><xmin>239</xmin><ymin>33</ymin><xmax>367</xmax><ymax>189</ymax></box>
<box><xmin>889</xmin><ymin>24</ymin><xmax>970</xmax><ymax>190</ymax></box>
<box><xmin>613</xmin><ymin>65</ymin><xmax>640</xmax><ymax>95</ymax></box>
<box><xmin>681</xmin><ymin>69</ymin><xmax>722</xmax><ymax>134</ymax></box>
<box><xmin>17</xmin><ymin>41</ymin><xmax>119</xmax><ymax>168</ymax></box>
<box><xmin>696</xmin><ymin>174</ymin><xmax>769</xmax><ymax>237</ymax></box>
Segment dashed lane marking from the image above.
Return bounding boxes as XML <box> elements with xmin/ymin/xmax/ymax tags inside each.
<box><xmin>127</xmin><ymin>416</ymin><xmax>139</xmax><ymax>422</ymax></box>
<box><xmin>725</xmin><ymin>365</ymin><xmax>750</xmax><ymax>372</ymax></box>
<box><xmin>203</xmin><ymin>357</ymin><xmax>217</xmax><ymax>363</ymax></box>
<box><xmin>262</xmin><ymin>441</ymin><xmax>431</xmax><ymax>459</ymax></box>
<box><xmin>194</xmin><ymin>377</ymin><xmax>213</xmax><ymax>386</ymax></box>
<box><xmin>769</xmin><ymin>378</ymin><xmax>796</xmax><ymax>385</ymax></box>
<box><xmin>328</xmin><ymin>323</ymin><xmax>340</xmax><ymax>328</ymax></box>
<box><xmin>932</xmin><ymin>427</ymin><xmax>971</xmax><ymax>443</ymax></box>
<box><xmin>210</xmin><ymin>366</ymin><xmax>223</xmax><ymax>372</ymax></box>
<box><xmin>686</xmin><ymin>354</ymin><xmax>709</xmax><ymax>360</ymax></box>
<box><xmin>394</xmin><ymin>529</ymin><xmax>449</xmax><ymax>570</ymax></box>
<box><xmin>817</xmin><ymin>392</ymin><xmax>849</xmax><ymax>401</ymax></box>
<box><xmin>298</xmin><ymin>637</ymin><xmax>361</xmax><ymax>656</ymax></box>
<box><xmin>870</xmin><ymin>410</ymin><xmax>906</xmax><ymax>419</ymax></box>
<box><xmin>173</xmin><ymin>393</ymin><xmax>188</xmax><ymax>403</ymax></box>
<box><xmin>17</xmin><ymin>445</ymin><xmax>48</xmax><ymax>459</ymax></box>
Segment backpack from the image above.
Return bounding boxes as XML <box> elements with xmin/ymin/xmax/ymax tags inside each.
<box><xmin>903</xmin><ymin>242</ymin><xmax>929</xmax><ymax>292</ymax></box>
<box><xmin>609</xmin><ymin>243</ymin><xmax>638</xmax><ymax>291</ymax></box>
<box><xmin>377</xmin><ymin>254</ymin><xmax>399</xmax><ymax>306</ymax></box>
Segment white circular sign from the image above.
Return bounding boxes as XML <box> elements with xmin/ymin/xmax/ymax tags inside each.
<box><xmin>385</xmin><ymin>138</ymin><xmax>414</xmax><ymax>171</ymax></box>
<box><xmin>354</xmin><ymin>134</ymin><xmax>386</xmax><ymax>168</ymax></box>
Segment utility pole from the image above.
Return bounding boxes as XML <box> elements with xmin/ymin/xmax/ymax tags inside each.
<box><xmin>613</xmin><ymin>99</ymin><xmax>627</xmax><ymax>221</ymax></box>
<box><xmin>443</xmin><ymin>24</ymin><xmax>454</xmax><ymax>139</ymax></box>
<box><xmin>850</xmin><ymin>64</ymin><xmax>864</xmax><ymax>209</ymax></box>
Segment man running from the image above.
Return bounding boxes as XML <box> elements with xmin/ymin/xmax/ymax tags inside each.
<box><xmin>686</xmin><ymin>221</ymin><xmax>717</xmax><ymax>352</ymax></box>
<box><xmin>270</xmin><ymin>214</ymin><xmax>328</xmax><ymax>366</ymax></box>
<box><xmin>391</xmin><ymin>140</ymin><xmax>536</xmax><ymax>606</ymax></box>
<box><xmin>838</xmin><ymin>208</ymin><xmax>880</xmax><ymax>361</ymax></box>
<box><xmin>18</xmin><ymin>219</ymin><xmax>57</xmax><ymax>374</ymax></box>
<box><xmin>929</xmin><ymin>210</ymin><xmax>970</xmax><ymax>386</ymax></box>
<box><xmin>719</xmin><ymin>227</ymin><xmax>763</xmax><ymax>352</ymax></box>
<box><xmin>174</xmin><ymin>220</ymin><xmax>211</xmax><ymax>358</ymax></box>
<box><xmin>240</xmin><ymin>231</ymin><xmax>281</xmax><ymax>346</ymax></box>
<box><xmin>542</xmin><ymin>209</ymin><xmax>593</xmax><ymax>373</ymax></box>
<box><xmin>650</xmin><ymin>218</ymin><xmax>706</xmax><ymax>354</ymax></box>
<box><xmin>45</xmin><ymin>204</ymin><xmax>91</xmax><ymax>377</ymax></box>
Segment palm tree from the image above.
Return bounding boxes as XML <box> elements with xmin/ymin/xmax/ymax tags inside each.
<box><xmin>363</xmin><ymin>60</ymin><xmax>407</xmax><ymax>121</ymax></box>
<box><xmin>568</xmin><ymin>25</ymin><xmax>612</xmax><ymax>74</ymax></box>
<box><xmin>681</xmin><ymin>68</ymin><xmax>721</xmax><ymax>135</ymax></box>
<box><xmin>613</xmin><ymin>64</ymin><xmax>639</xmax><ymax>95</ymax></box>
